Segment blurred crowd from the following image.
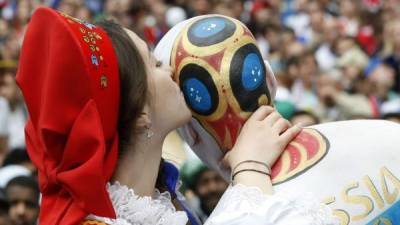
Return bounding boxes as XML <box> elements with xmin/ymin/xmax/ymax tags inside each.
<box><xmin>0</xmin><ymin>0</ymin><xmax>400</xmax><ymax>224</ymax></box>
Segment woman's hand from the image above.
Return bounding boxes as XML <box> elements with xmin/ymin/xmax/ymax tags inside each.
<box><xmin>222</xmin><ymin>105</ymin><xmax>302</xmax><ymax>194</ymax></box>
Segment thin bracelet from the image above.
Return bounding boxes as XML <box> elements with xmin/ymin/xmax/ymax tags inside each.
<box><xmin>232</xmin><ymin>160</ymin><xmax>271</xmax><ymax>173</ymax></box>
<box><xmin>232</xmin><ymin>168</ymin><xmax>271</xmax><ymax>181</ymax></box>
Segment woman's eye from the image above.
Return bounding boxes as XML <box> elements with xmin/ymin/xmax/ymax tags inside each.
<box><xmin>155</xmin><ymin>60</ymin><xmax>163</xmax><ymax>67</ymax></box>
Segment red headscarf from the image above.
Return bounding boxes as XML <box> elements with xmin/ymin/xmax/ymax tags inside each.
<box><xmin>16</xmin><ymin>7</ymin><xmax>120</xmax><ymax>225</ymax></box>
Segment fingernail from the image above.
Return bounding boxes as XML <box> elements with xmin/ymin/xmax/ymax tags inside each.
<box><xmin>296</xmin><ymin>122</ymin><xmax>304</xmax><ymax>128</ymax></box>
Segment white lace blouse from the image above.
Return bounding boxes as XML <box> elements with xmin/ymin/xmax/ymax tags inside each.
<box><xmin>87</xmin><ymin>182</ymin><xmax>339</xmax><ymax>225</ymax></box>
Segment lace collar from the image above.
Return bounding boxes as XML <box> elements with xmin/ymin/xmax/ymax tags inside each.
<box><xmin>87</xmin><ymin>182</ymin><xmax>188</xmax><ymax>225</ymax></box>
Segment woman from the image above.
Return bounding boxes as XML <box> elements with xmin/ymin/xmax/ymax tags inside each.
<box><xmin>16</xmin><ymin>7</ymin><xmax>336</xmax><ymax>225</ymax></box>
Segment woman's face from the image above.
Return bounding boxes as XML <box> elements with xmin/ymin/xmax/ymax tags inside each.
<box><xmin>124</xmin><ymin>29</ymin><xmax>192</xmax><ymax>133</ymax></box>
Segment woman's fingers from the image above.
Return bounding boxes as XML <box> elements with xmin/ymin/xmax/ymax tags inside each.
<box><xmin>249</xmin><ymin>105</ymin><xmax>274</xmax><ymax>121</ymax></box>
<box><xmin>272</xmin><ymin>118</ymin><xmax>291</xmax><ymax>134</ymax></box>
<box><xmin>263</xmin><ymin>111</ymin><xmax>282</xmax><ymax>125</ymax></box>
<box><xmin>279</xmin><ymin>123</ymin><xmax>302</xmax><ymax>144</ymax></box>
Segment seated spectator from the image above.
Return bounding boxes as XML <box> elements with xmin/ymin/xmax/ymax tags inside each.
<box><xmin>314</xmin><ymin>71</ymin><xmax>373</xmax><ymax>122</ymax></box>
<box><xmin>335</xmin><ymin>37</ymin><xmax>369</xmax><ymax>92</ymax></box>
<box><xmin>383</xmin><ymin>19</ymin><xmax>400</xmax><ymax>93</ymax></box>
<box><xmin>366</xmin><ymin>61</ymin><xmax>400</xmax><ymax>107</ymax></box>
<box><xmin>284</xmin><ymin>41</ymin><xmax>306</xmax><ymax>59</ymax></box>
<box><xmin>284</xmin><ymin>0</ymin><xmax>312</xmax><ymax>44</ymax></box>
<box><xmin>291</xmin><ymin>51</ymin><xmax>319</xmax><ymax>111</ymax></box>
<box><xmin>181</xmin><ymin>160</ymin><xmax>228</xmax><ymax>223</ymax></box>
<box><xmin>315</xmin><ymin>17</ymin><xmax>338</xmax><ymax>72</ymax></box>
<box><xmin>338</xmin><ymin>0</ymin><xmax>361</xmax><ymax>37</ymax></box>
<box><xmin>5</xmin><ymin>176</ymin><xmax>39</xmax><ymax>225</ymax></box>
<box><xmin>0</xmin><ymin>72</ymin><xmax>27</xmax><ymax>150</ymax></box>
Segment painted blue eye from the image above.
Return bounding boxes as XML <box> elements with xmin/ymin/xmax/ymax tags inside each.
<box><xmin>191</xmin><ymin>18</ymin><xmax>226</xmax><ymax>38</ymax></box>
<box><xmin>179</xmin><ymin>64</ymin><xmax>219</xmax><ymax>116</ymax></box>
<box><xmin>229</xmin><ymin>43</ymin><xmax>270</xmax><ymax>112</ymax></box>
<box><xmin>183</xmin><ymin>78</ymin><xmax>212</xmax><ymax>113</ymax></box>
<box><xmin>188</xmin><ymin>16</ymin><xmax>236</xmax><ymax>47</ymax></box>
<box><xmin>242</xmin><ymin>53</ymin><xmax>264</xmax><ymax>91</ymax></box>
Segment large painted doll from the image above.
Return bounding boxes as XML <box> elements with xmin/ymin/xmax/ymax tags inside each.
<box><xmin>155</xmin><ymin>15</ymin><xmax>400</xmax><ymax>225</ymax></box>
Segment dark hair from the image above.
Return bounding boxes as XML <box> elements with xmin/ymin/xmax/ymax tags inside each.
<box><xmin>291</xmin><ymin>110</ymin><xmax>320</xmax><ymax>124</ymax></box>
<box><xmin>5</xmin><ymin>176</ymin><xmax>39</xmax><ymax>202</ymax></box>
<box><xmin>97</xmin><ymin>21</ymin><xmax>168</xmax><ymax>192</ymax></box>
<box><xmin>282</xmin><ymin>26</ymin><xmax>295</xmax><ymax>36</ymax></box>
<box><xmin>3</xmin><ymin>148</ymin><xmax>30</xmax><ymax>166</ymax></box>
<box><xmin>96</xmin><ymin>20</ymin><xmax>148</xmax><ymax>153</ymax></box>
<box><xmin>286</xmin><ymin>56</ymin><xmax>300</xmax><ymax>68</ymax></box>
<box><xmin>382</xmin><ymin>112</ymin><xmax>400</xmax><ymax>120</ymax></box>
